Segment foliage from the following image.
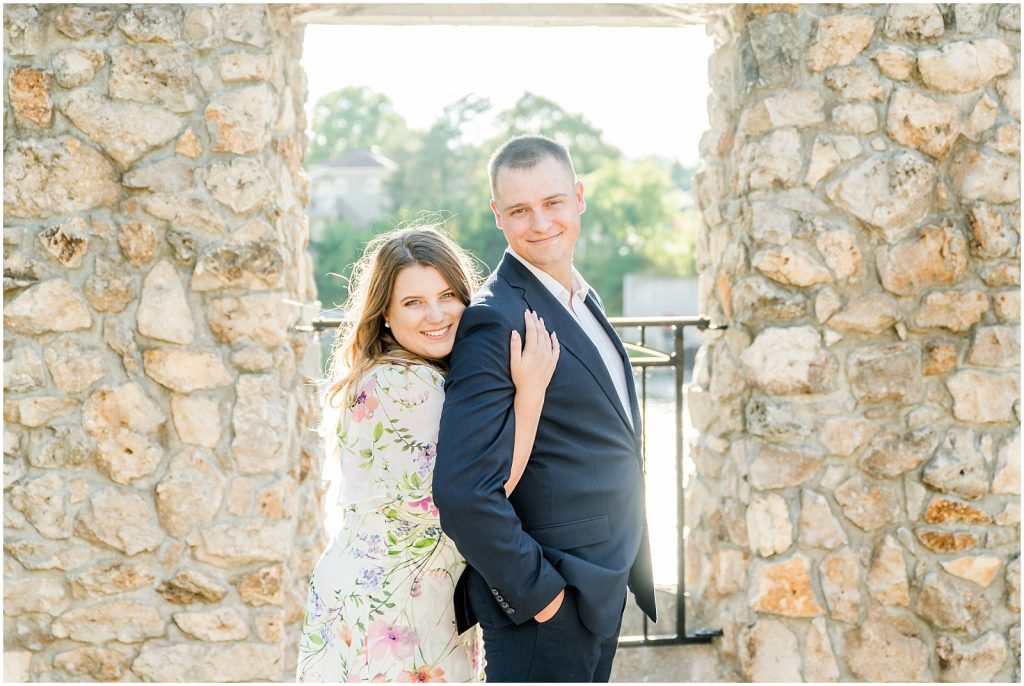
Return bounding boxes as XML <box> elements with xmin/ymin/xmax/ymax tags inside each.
<box><xmin>306</xmin><ymin>87</ymin><xmax>699</xmax><ymax>316</ymax></box>
<box><xmin>307</xmin><ymin>86</ymin><xmax>412</xmax><ymax>166</ymax></box>
<box><xmin>310</xmin><ymin>218</ymin><xmax>380</xmax><ymax>310</ymax></box>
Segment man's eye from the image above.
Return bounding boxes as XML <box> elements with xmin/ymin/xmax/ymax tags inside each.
<box><xmin>548</xmin><ymin>200</ymin><xmax>563</xmax><ymax>206</ymax></box>
<box><xmin>511</xmin><ymin>208</ymin><xmax>526</xmax><ymax>216</ymax></box>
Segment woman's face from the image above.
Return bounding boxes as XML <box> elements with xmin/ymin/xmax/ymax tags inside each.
<box><xmin>385</xmin><ymin>264</ymin><xmax>466</xmax><ymax>360</ymax></box>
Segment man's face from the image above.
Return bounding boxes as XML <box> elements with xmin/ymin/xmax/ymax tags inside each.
<box><xmin>490</xmin><ymin>155</ymin><xmax>585</xmax><ymax>276</ymax></box>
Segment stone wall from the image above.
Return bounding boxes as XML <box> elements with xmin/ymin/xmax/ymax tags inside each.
<box><xmin>689</xmin><ymin>3</ymin><xmax>1020</xmax><ymax>681</ymax></box>
<box><xmin>3</xmin><ymin>5</ymin><xmax>324</xmax><ymax>681</ymax></box>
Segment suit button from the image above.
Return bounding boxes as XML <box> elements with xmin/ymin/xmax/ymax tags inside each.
<box><xmin>495</xmin><ymin>595</ymin><xmax>504</xmax><ymax>602</ymax></box>
<box><xmin>501</xmin><ymin>601</ymin><xmax>509</xmax><ymax>608</ymax></box>
<box><xmin>491</xmin><ymin>588</ymin><xmax>499</xmax><ymax>596</ymax></box>
<box><xmin>508</xmin><ymin>608</ymin><xmax>516</xmax><ymax>615</ymax></box>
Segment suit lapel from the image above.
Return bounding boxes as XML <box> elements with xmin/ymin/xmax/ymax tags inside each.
<box><xmin>583</xmin><ymin>292</ymin><xmax>642</xmax><ymax>433</ymax></box>
<box><xmin>498</xmin><ymin>254</ymin><xmax>637</xmax><ymax>435</ymax></box>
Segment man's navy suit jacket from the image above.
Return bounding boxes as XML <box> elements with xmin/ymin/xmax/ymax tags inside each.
<box><xmin>434</xmin><ymin>253</ymin><xmax>657</xmax><ymax>640</ymax></box>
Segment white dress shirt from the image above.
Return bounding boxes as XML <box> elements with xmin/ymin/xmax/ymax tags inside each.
<box><xmin>508</xmin><ymin>250</ymin><xmax>633</xmax><ymax>428</ymax></box>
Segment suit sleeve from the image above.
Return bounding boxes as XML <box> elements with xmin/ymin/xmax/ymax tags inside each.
<box><xmin>434</xmin><ymin>304</ymin><xmax>566</xmax><ymax>623</ymax></box>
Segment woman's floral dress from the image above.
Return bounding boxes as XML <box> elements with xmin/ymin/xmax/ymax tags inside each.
<box><xmin>296</xmin><ymin>363</ymin><xmax>483</xmax><ymax>683</ymax></box>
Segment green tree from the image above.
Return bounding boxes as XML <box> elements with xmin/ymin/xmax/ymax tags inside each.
<box><xmin>576</xmin><ymin>157</ymin><xmax>680</xmax><ymax>313</ymax></box>
<box><xmin>307</xmin><ymin>86</ymin><xmax>412</xmax><ymax>166</ymax></box>
<box><xmin>494</xmin><ymin>92</ymin><xmax>622</xmax><ymax>172</ymax></box>
<box><xmin>309</xmin><ymin>218</ymin><xmax>380</xmax><ymax>310</ymax></box>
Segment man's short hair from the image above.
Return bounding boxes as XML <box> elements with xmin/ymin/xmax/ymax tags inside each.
<box><xmin>488</xmin><ymin>135</ymin><xmax>576</xmax><ymax>197</ymax></box>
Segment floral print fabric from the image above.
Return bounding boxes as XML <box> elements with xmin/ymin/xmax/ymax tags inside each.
<box><xmin>296</xmin><ymin>364</ymin><xmax>483</xmax><ymax>683</ymax></box>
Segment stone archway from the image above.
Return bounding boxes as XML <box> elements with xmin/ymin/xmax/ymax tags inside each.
<box><xmin>4</xmin><ymin>3</ymin><xmax>1020</xmax><ymax>682</ymax></box>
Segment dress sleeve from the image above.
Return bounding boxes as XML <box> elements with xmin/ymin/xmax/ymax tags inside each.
<box><xmin>337</xmin><ymin>364</ymin><xmax>445</xmax><ymax>508</ymax></box>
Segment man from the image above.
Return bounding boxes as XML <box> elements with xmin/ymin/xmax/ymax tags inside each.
<box><xmin>434</xmin><ymin>135</ymin><xmax>656</xmax><ymax>682</ymax></box>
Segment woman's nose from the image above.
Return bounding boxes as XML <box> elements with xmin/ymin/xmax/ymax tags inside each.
<box><xmin>425</xmin><ymin>301</ymin><xmax>445</xmax><ymax>322</ymax></box>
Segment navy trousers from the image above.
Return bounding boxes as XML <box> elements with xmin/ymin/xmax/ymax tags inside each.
<box><xmin>467</xmin><ymin>569</ymin><xmax>624</xmax><ymax>682</ymax></box>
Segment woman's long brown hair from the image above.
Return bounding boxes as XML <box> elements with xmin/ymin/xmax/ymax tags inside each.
<box><xmin>323</xmin><ymin>225</ymin><xmax>481</xmax><ymax>408</ymax></box>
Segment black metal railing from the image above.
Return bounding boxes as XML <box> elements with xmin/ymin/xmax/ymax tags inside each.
<box><xmin>608</xmin><ymin>315</ymin><xmax>723</xmax><ymax>647</ymax></box>
<box><xmin>296</xmin><ymin>314</ymin><xmax>723</xmax><ymax>647</ymax></box>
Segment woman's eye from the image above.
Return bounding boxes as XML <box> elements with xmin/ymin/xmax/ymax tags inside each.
<box><xmin>405</xmin><ymin>299</ymin><xmax>421</xmax><ymax>306</ymax></box>
<box><xmin>441</xmin><ymin>292</ymin><xmax>455</xmax><ymax>300</ymax></box>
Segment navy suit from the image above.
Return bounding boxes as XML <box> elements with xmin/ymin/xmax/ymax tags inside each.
<box><xmin>434</xmin><ymin>253</ymin><xmax>656</xmax><ymax>681</ymax></box>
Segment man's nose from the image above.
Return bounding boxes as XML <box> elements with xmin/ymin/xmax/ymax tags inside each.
<box><xmin>532</xmin><ymin>207</ymin><xmax>553</xmax><ymax>231</ymax></box>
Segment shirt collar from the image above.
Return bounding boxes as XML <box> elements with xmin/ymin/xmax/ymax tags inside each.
<box><xmin>507</xmin><ymin>249</ymin><xmax>590</xmax><ymax>304</ymax></box>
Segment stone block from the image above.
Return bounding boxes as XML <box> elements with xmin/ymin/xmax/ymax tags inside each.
<box><xmin>230</xmin><ymin>374</ymin><xmax>294</xmax><ymax>474</ymax></box>
<box><xmin>739</xmin><ymin>619</ymin><xmax>801</xmax><ymax>681</ymax></box>
<box><xmin>9</xmin><ymin>473</ymin><xmax>74</xmax><ymax>539</ymax></box>
<box><xmin>54</xmin><ymin>7</ymin><xmax>116</xmax><ymax>38</ymax></box>
<box><xmin>109</xmin><ymin>44</ymin><xmax>197</xmax><ymax>112</ymax></box>
<box><xmin>820</xmin><ymin>548</ymin><xmax>860</xmax><ymax>623</ymax></box>
<box><xmin>59</xmin><ymin>90</ymin><xmax>183</xmax><ymax>169</ymax></box>
<box><xmin>992</xmin><ymin>431</ymin><xmax>1021</xmax><ymax>495</ymax></box>
<box><xmin>746</xmin><ymin>492</ymin><xmax>792</xmax><ymax>557</ymax></box>
<box><xmin>968</xmin><ymin>325</ymin><xmax>1020</xmax><ymax>367</ymax></box>
<box><xmin>9</xmin><ymin>66</ymin><xmax>53</xmax><ymax>128</ymax></box>
<box><xmin>741</xmin><ymin>90</ymin><xmax>824</xmax><ymax>136</ymax></box>
<box><xmin>914</xmin><ymin>290</ymin><xmax>989</xmax><ymax>332</ymax></box>
<box><xmin>826</xmin><ymin>65</ymin><xmax>884</xmax><ymax>101</ymax></box>
<box><xmin>946</xmin><ymin>369</ymin><xmax>1019</xmax><ymax>422</ymax></box>
<box><xmin>806</xmin><ymin>14</ymin><xmax>876</xmax><ymax>72</ymax></box>
<box><xmin>189</xmin><ymin>521</ymin><xmax>291</xmax><ymax>567</ymax></box>
<box><xmin>967</xmin><ymin>202</ymin><xmax>1014</xmax><ymax>257</ymax></box>
<box><xmin>4</xmin><ymin>346</ymin><xmax>46</xmax><ymax>393</ymax></box>
<box><xmin>137</xmin><ymin>261</ymin><xmax>195</xmax><ymax>345</ymax></box>
<box><xmin>51</xmin><ymin>49</ymin><xmax>104</xmax><ymax>87</ymax></box>
<box><xmin>3</xmin><ymin>575</ymin><xmax>70</xmax><ymax>616</ymax></box>
<box><xmin>844</xmin><ymin>610</ymin><xmax>930</xmax><ymax>681</ymax></box>
<box><xmin>84</xmin><ymin>255</ymin><xmax>136</xmax><ymax>313</ymax></box>
<box><xmin>170</xmin><ymin>395</ymin><xmax>223</xmax><ymax>448</ymax></box>
<box><xmin>938</xmin><ymin>632</ymin><xmax>1009</xmax><ymax>682</ymax></box>
<box><xmin>951</xmin><ymin>147</ymin><xmax>1021</xmax><ymax>204</ymax></box>
<box><xmin>827</xmin><ymin>152</ymin><xmax>937</xmax><ymax>243</ymax></box>
<box><xmin>746</xmin><ymin>439</ymin><xmax>822</xmax><ymax>490</ymax></box>
<box><xmin>753</xmin><ymin>245</ymin><xmax>833</xmax><ymax>287</ymax></box>
<box><xmin>731</xmin><ymin>276</ymin><xmax>806</xmax><ymax>322</ymax></box>
<box><xmin>192</xmin><ymin>219</ymin><xmax>285</xmax><ymax>292</ymax></box>
<box><xmin>156</xmin><ymin>448</ymin><xmax>226</xmax><ymax>537</ymax></box>
<box><xmin>915</xmin><ymin>528</ymin><xmax>980</xmax><ymax>552</ymax></box>
<box><xmin>74</xmin><ymin>488</ymin><xmax>164</xmax><ymax>555</ymax></box>
<box><xmin>143</xmin><ymin>348</ymin><xmax>232</xmax><ymax>393</ymax></box>
<box><xmin>53</xmin><ymin>647</ymin><xmax>128</xmax><ymax>681</ymax></box>
<box><xmin>235</xmin><ymin>564</ymin><xmax>284</xmax><ymax>606</ymax></box>
<box><xmin>834</xmin><ymin>476</ymin><xmax>901</xmax><ymax>531</ymax></box>
<box><xmin>131</xmin><ymin>642</ymin><xmax>281</xmax><ymax>682</ymax></box>
<box><xmin>886</xmin><ymin>88</ymin><xmax>960</xmax><ymax>159</ymax></box>
<box><xmin>173</xmin><ymin>609</ymin><xmax>249</xmax><ymax>642</ymax></box>
<box><xmin>860</xmin><ymin>427</ymin><xmax>939</xmax><ymax>478</ymax></box>
<box><xmin>208</xmin><ymin>293</ymin><xmax>296</xmax><ymax>348</ymax></box>
<box><xmin>884</xmin><ymin>3</ymin><xmax>944</xmax><ymax>40</ymax></box>
<box><xmin>4</xmin><ymin>279</ymin><xmax>92</xmax><ymax>335</ymax></box>
<box><xmin>919</xmin><ymin>39</ymin><xmax>1015</xmax><ymax>93</ymax></box>
<box><xmin>941</xmin><ymin>556</ymin><xmax>1003</xmax><ymax>587</ymax></box>
<box><xmin>205</xmin><ymin>85</ymin><xmax>276</xmax><ymax>155</ymax></box>
<box><xmin>829</xmin><ymin>294</ymin><xmax>901</xmax><ymax>334</ymax></box>
<box><xmin>866</xmin><ymin>535</ymin><xmax>909</xmax><ymax>606</ymax></box>
<box><xmin>157</xmin><ymin>569</ymin><xmax>228</xmax><ymax>605</ymax></box>
<box><xmin>918</xmin><ymin>572</ymin><xmax>988</xmax><ymax>632</ymax></box>
<box><xmin>117</xmin><ymin>6</ymin><xmax>182</xmax><ymax>44</ymax></box>
<box><xmin>52</xmin><ymin>601</ymin><xmax>164</xmax><ymax>643</ymax></box>
<box><xmin>876</xmin><ymin>220</ymin><xmax>968</xmax><ymax>295</ymax></box>
<box><xmin>740</xmin><ymin>326</ymin><xmax>836</xmax><ymax>395</ymax></box>
<box><xmin>70</xmin><ymin>561</ymin><xmax>157</xmax><ymax>599</ymax></box>
<box><xmin>847</xmin><ymin>342</ymin><xmax>921</xmax><ymax>404</ymax></box>
<box><xmin>872</xmin><ymin>46</ymin><xmax>916</xmax><ymax>80</ymax></box>
<box><xmin>797</xmin><ymin>489</ymin><xmax>847</xmax><ymax>550</ymax></box>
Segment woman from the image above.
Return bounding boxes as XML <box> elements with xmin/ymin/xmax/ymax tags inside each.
<box><xmin>296</xmin><ymin>226</ymin><xmax>558</xmax><ymax>682</ymax></box>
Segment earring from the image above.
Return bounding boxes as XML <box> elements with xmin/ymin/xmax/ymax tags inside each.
<box><xmin>384</xmin><ymin>321</ymin><xmax>390</xmax><ymax>329</ymax></box>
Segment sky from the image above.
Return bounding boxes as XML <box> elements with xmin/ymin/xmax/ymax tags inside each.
<box><xmin>301</xmin><ymin>24</ymin><xmax>715</xmax><ymax>165</ymax></box>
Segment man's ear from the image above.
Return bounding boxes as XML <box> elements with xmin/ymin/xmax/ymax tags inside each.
<box><xmin>576</xmin><ymin>180</ymin><xmax>586</xmax><ymax>215</ymax></box>
<box><xmin>491</xmin><ymin>198</ymin><xmax>503</xmax><ymax>229</ymax></box>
